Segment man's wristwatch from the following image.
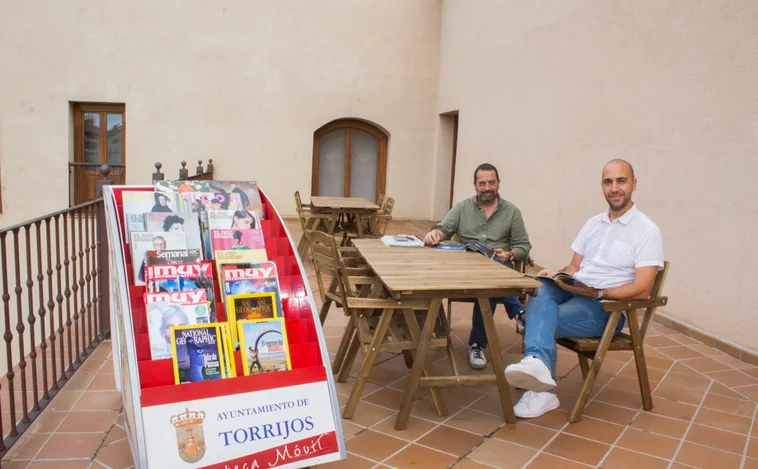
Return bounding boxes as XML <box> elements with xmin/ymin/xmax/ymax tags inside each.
<box><xmin>507</xmin><ymin>250</ymin><xmax>515</xmax><ymax>262</ymax></box>
<box><xmin>595</xmin><ymin>289</ymin><xmax>605</xmax><ymax>300</ymax></box>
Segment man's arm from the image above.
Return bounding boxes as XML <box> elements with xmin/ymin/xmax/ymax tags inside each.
<box><xmin>508</xmin><ymin>209</ymin><xmax>531</xmax><ymax>261</ymax></box>
<box><xmin>428</xmin><ymin>203</ymin><xmax>462</xmax><ymax>240</ymax></box>
<box><xmin>601</xmin><ymin>266</ymin><xmax>658</xmax><ymax>300</ymax></box>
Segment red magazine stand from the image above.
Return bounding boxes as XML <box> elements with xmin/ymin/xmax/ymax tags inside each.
<box><xmin>103</xmin><ymin>184</ymin><xmax>346</xmax><ymax>469</ymax></box>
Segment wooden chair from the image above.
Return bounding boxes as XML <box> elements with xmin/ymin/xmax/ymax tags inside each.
<box><xmin>374</xmin><ymin>196</ymin><xmax>394</xmax><ymax>236</ymax></box>
<box><xmin>557</xmin><ymin>261</ymin><xmax>670</xmax><ymax>423</ymax></box>
<box><xmin>294</xmin><ymin>191</ymin><xmax>333</xmax><ymax>259</ymax></box>
<box><xmin>334</xmin><ymin>251</ymin><xmax>450</xmax><ymax>419</ymax></box>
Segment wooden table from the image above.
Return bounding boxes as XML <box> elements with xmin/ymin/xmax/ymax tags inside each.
<box><xmin>310</xmin><ymin>196</ymin><xmax>381</xmax><ymax>238</ymax></box>
<box><xmin>350</xmin><ymin>239</ymin><xmax>542</xmax><ymax>429</ymax></box>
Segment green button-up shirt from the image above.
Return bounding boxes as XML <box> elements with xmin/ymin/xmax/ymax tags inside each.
<box><xmin>431</xmin><ymin>196</ymin><xmax>532</xmax><ymax>261</ymax></box>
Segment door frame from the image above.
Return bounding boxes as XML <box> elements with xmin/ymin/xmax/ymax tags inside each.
<box><xmin>311</xmin><ymin>119</ymin><xmax>388</xmax><ymax>202</ymax></box>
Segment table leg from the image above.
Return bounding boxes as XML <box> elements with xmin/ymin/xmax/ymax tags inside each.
<box><xmin>367</xmin><ymin>216</ymin><xmax>380</xmax><ymax>237</ymax></box>
<box><xmin>395</xmin><ymin>298</ymin><xmax>444</xmax><ymax>430</ymax></box>
<box><xmin>326</xmin><ymin>211</ymin><xmax>340</xmax><ymax>235</ymax></box>
<box><xmin>343</xmin><ymin>307</ymin><xmax>395</xmax><ymax>419</ymax></box>
<box><xmin>477</xmin><ymin>298</ymin><xmax>516</xmax><ymax>424</ymax></box>
<box><xmin>401</xmin><ymin>307</ymin><xmax>447</xmax><ymax>416</ymax></box>
<box><xmin>356</xmin><ymin>213</ymin><xmax>365</xmax><ymax>238</ymax></box>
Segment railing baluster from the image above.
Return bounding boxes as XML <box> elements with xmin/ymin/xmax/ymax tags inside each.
<box><xmin>1</xmin><ymin>231</ymin><xmax>17</xmax><ymax>442</ymax></box>
<box><xmin>55</xmin><ymin>215</ymin><xmax>65</xmax><ymax>383</ymax></box>
<box><xmin>36</xmin><ymin>221</ymin><xmax>50</xmax><ymax>401</ymax></box>
<box><xmin>13</xmin><ymin>229</ymin><xmax>30</xmax><ymax>424</ymax></box>
<box><xmin>85</xmin><ymin>204</ymin><xmax>93</xmax><ymax>352</ymax></box>
<box><xmin>46</xmin><ymin>218</ymin><xmax>58</xmax><ymax>392</ymax></box>
<box><xmin>63</xmin><ymin>213</ymin><xmax>73</xmax><ymax>373</ymax></box>
<box><xmin>77</xmin><ymin>209</ymin><xmax>86</xmax><ymax>362</ymax></box>
<box><xmin>24</xmin><ymin>226</ymin><xmax>40</xmax><ymax>413</ymax></box>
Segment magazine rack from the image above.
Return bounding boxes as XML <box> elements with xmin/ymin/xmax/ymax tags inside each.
<box><xmin>103</xmin><ymin>184</ymin><xmax>346</xmax><ymax>469</ymax></box>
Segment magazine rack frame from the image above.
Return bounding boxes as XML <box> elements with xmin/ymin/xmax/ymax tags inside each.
<box><xmin>104</xmin><ymin>184</ymin><xmax>346</xmax><ymax>469</ymax></box>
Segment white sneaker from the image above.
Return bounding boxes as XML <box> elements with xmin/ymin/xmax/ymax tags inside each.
<box><xmin>514</xmin><ymin>391</ymin><xmax>560</xmax><ymax>418</ymax></box>
<box><xmin>469</xmin><ymin>344</ymin><xmax>487</xmax><ymax>370</ymax></box>
<box><xmin>504</xmin><ymin>356</ymin><xmax>557</xmax><ymax>392</ymax></box>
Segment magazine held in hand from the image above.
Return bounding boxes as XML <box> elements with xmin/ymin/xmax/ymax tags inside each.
<box><xmin>103</xmin><ymin>180</ymin><xmax>345</xmax><ymax>468</ymax></box>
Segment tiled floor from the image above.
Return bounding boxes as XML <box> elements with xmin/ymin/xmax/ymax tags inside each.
<box><xmin>3</xmin><ymin>219</ymin><xmax>758</xmax><ymax>469</ymax></box>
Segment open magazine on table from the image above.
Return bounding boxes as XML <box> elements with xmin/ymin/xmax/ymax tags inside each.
<box><xmin>432</xmin><ymin>240</ymin><xmax>497</xmax><ymax>260</ymax></box>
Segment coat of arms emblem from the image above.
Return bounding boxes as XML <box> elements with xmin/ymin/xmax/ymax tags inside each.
<box><xmin>170</xmin><ymin>407</ymin><xmax>207</xmax><ymax>463</ymax></box>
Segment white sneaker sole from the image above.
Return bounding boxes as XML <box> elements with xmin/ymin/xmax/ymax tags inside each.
<box><xmin>504</xmin><ymin>369</ymin><xmax>557</xmax><ymax>393</ymax></box>
<box><xmin>515</xmin><ymin>398</ymin><xmax>560</xmax><ymax>419</ymax></box>
<box><xmin>469</xmin><ymin>360</ymin><xmax>487</xmax><ymax>370</ymax></box>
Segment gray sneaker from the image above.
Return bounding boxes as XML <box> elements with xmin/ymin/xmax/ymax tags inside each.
<box><xmin>469</xmin><ymin>343</ymin><xmax>487</xmax><ymax>370</ymax></box>
<box><xmin>516</xmin><ymin>309</ymin><xmax>526</xmax><ymax>335</ymax></box>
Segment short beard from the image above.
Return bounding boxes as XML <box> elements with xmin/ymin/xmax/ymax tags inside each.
<box><xmin>477</xmin><ymin>191</ymin><xmax>498</xmax><ymax>205</ymax></box>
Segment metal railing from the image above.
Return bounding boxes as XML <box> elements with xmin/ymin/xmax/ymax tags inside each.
<box><xmin>0</xmin><ymin>198</ymin><xmax>111</xmax><ymax>456</ymax></box>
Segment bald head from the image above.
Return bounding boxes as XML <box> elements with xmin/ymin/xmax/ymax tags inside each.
<box><xmin>603</xmin><ymin>159</ymin><xmax>635</xmax><ymax>179</ymax></box>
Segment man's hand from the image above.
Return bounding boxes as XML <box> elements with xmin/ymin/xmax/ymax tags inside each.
<box><xmin>494</xmin><ymin>248</ymin><xmax>512</xmax><ymax>262</ymax></box>
<box><xmin>537</xmin><ymin>269</ymin><xmax>561</xmax><ymax>277</ymax></box>
<box><xmin>558</xmin><ymin>283</ymin><xmax>599</xmax><ymax>299</ymax></box>
<box><xmin>424</xmin><ymin>229</ymin><xmax>444</xmax><ymax>245</ymax></box>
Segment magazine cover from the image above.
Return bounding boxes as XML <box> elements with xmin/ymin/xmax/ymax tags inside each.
<box><xmin>226</xmin><ymin>292</ymin><xmax>278</xmax><ymax>346</ymax></box>
<box><xmin>129</xmin><ymin>232</ymin><xmax>187</xmax><ymax>286</ymax></box>
<box><xmin>144</xmin><ymin>211</ymin><xmax>204</xmax><ymax>253</ymax></box>
<box><xmin>182</xmin><ymin>192</ymin><xmax>243</xmax><ymax>213</ymax></box>
<box><xmin>206</xmin><ymin>181</ymin><xmax>266</xmax><ymax>220</ymax></box>
<box><xmin>125</xmin><ymin>213</ymin><xmax>145</xmax><ymax>240</ymax></box>
<box><xmin>210</xmin><ymin>228</ymin><xmax>266</xmax><ymax>252</ymax></box>
<box><xmin>144</xmin><ymin>289</ymin><xmax>211</xmax><ymax>360</ymax></box>
<box><xmin>206</xmin><ymin>210</ymin><xmax>261</xmax><ymax>231</ymax></box>
<box><xmin>170</xmin><ymin>324</ymin><xmax>226</xmax><ymax>384</ymax></box>
<box><xmin>218</xmin><ymin>322</ymin><xmax>237</xmax><ymax>379</ymax></box>
<box><xmin>154</xmin><ymin>180</ymin><xmax>212</xmax><ymax>193</ymax></box>
<box><xmin>143</xmin><ymin>249</ymin><xmax>202</xmax><ymax>270</ymax></box>
<box><xmin>238</xmin><ymin>318</ymin><xmax>291</xmax><ymax>375</ymax></box>
<box><xmin>121</xmin><ymin>191</ymin><xmax>182</xmax><ymax>236</ymax></box>
<box><xmin>221</xmin><ymin>261</ymin><xmax>282</xmax><ymax>311</ymax></box>
<box><xmin>146</xmin><ymin>261</ymin><xmax>218</xmax><ymax>321</ymax></box>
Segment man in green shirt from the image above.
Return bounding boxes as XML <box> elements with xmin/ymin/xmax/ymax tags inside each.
<box><xmin>424</xmin><ymin>163</ymin><xmax>532</xmax><ymax>370</ymax></box>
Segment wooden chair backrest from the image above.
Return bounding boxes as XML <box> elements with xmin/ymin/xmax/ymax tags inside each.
<box><xmin>640</xmin><ymin>260</ymin><xmax>670</xmax><ymax>339</ymax></box>
<box><xmin>377</xmin><ymin>193</ymin><xmax>386</xmax><ymax>211</ymax></box>
<box><xmin>306</xmin><ymin>230</ymin><xmax>342</xmax><ymax>304</ymax></box>
<box><xmin>294</xmin><ymin>190</ymin><xmax>304</xmax><ymax>213</ymax></box>
<box><xmin>384</xmin><ymin>197</ymin><xmax>395</xmax><ymax>216</ymax></box>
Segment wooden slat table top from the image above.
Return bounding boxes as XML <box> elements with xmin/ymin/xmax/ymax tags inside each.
<box><xmin>351</xmin><ymin>239</ymin><xmax>542</xmax><ymax>297</ymax></box>
<box><xmin>310</xmin><ymin>196</ymin><xmax>380</xmax><ymax>211</ymax></box>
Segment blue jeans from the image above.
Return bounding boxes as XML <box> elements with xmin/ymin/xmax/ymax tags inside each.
<box><xmin>468</xmin><ymin>261</ymin><xmax>524</xmax><ymax>348</ymax></box>
<box><xmin>524</xmin><ymin>279</ymin><xmax>625</xmax><ymax>381</ymax></box>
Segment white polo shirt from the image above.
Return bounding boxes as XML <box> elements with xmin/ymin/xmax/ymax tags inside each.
<box><xmin>571</xmin><ymin>205</ymin><xmax>664</xmax><ymax>290</ymax></box>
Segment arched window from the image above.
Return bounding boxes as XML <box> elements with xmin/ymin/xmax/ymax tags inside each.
<box><xmin>311</xmin><ymin>119</ymin><xmax>388</xmax><ymax>203</ymax></box>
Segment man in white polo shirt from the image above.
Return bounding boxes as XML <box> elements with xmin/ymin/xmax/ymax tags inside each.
<box><xmin>504</xmin><ymin>159</ymin><xmax>663</xmax><ymax>418</ymax></box>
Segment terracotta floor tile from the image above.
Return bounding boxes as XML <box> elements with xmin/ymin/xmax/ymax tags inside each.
<box><xmin>409</xmin><ymin>395</ymin><xmax>454</xmax><ymax>423</ymax></box>
<box><xmin>467</xmin><ymin>391</ymin><xmax>516</xmax><ymax>416</ymax></box>
<box><xmin>686</xmin><ymin>423</ymin><xmax>746</xmax><ymax>455</ymax></box>
<box><xmin>619</xmin><ymin>363</ymin><xmax>668</xmax><ymax>382</ymax></box>
<box><xmin>562</xmin><ymin>416</ymin><xmax>624</xmax><ymax>444</ymax></box>
<box><xmin>644</xmin><ymin>356</ymin><xmax>674</xmax><ymax>371</ymax></box>
<box><xmin>26</xmin><ymin>460</ymin><xmax>92</xmax><ymax>468</ymax></box>
<box><xmin>520</xmin><ymin>409</ymin><xmax>570</xmax><ymax>430</ymax></box>
<box><xmin>85</xmin><ymin>373</ymin><xmax>117</xmax><ymax>391</ymax></box>
<box><xmin>682</xmin><ymin>357</ymin><xmax>731</xmax><ymax>373</ymax></box>
<box><xmin>384</xmin><ymin>443</ymin><xmax>458</xmax><ymax>468</ymax></box>
<box><xmin>318</xmin><ymin>453</ymin><xmax>375</xmax><ymax>469</ymax></box>
<box><xmin>103</xmin><ymin>422</ymin><xmax>127</xmax><ymax>444</ymax></box>
<box><xmin>604</xmin><ymin>375</ymin><xmax>657</xmax><ymax>394</ymax></box>
<box><xmin>467</xmin><ymin>438</ymin><xmax>536</xmax><ymax>468</ymax></box>
<box><xmin>646</xmin><ymin>336</ymin><xmax>682</xmax><ymax>348</ymax></box>
<box><xmin>616</xmin><ymin>427</ymin><xmax>679</xmax><ymax>459</ymax></box>
<box><xmin>660</xmin><ymin>371</ymin><xmax>711</xmax><ymax>391</ymax></box>
<box><xmin>26</xmin><ymin>410</ymin><xmax>67</xmax><ymax>433</ymax></box>
<box><xmin>675</xmin><ymin>441</ymin><xmax>743</xmax><ymax>469</ymax></box>
<box><xmin>701</xmin><ymin>392</ymin><xmax>756</xmax><ymax>417</ymax></box>
<box><xmin>658</xmin><ymin>346</ymin><xmax>704</xmax><ymax>360</ymax></box>
<box><xmin>738</xmin><ymin>385</ymin><xmax>758</xmax><ymax>401</ymax></box>
<box><xmin>46</xmin><ymin>390</ymin><xmax>83</xmax><ymax>411</ymax></box>
<box><xmin>333</xmin><ymin>377</ymin><xmax>381</xmax><ymax>398</ymax></box>
<box><xmin>371</xmin><ymin>414</ymin><xmax>435</xmax><ymax>441</ymax></box>
<box><xmin>706</xmin><ymin>369</ymin><xmax>758</xmax><ymax>387</ymax></box>
<box><xmin>71</xmin><ymin>391</ymin><xmax>121</xmax><ymax>412</ymax></box>
<box><xmin>669</xmin><ymin>334</ymin><xmax>702</xmax><ymax>346</ymax></box>
<box><xmin>581</xmin><ymin>401</ymin><xmax>637</xmax><ymax>426</ymax></box>
<box><xmin>35</xmin><ymin>432</ymin><xmax>105</xmax><ymax>459</ymax></box>
<box><xmin>687</xmin><ymin>344</ymin><xmax>726</xmax><ymax>357</ymax></box>
<box><xmin>365</xmin><ymin>366</ymin><xmax>406</xmax><ymax>387</ymax></box>
<box><xmin>59</xmin><ymin>372</ymin><xmax>95</xmax><ymax>391</ymax></box>
<box><xmin>630</xmin><ymin>412</ymin><xmax>689</xmax><ymax>438</ymax></box>
<box><xmin>445</xmin><ymin>408</ymin><xmax>505</xmax><ymax>436</ymax></box>
<box><xmin>707</xmin><ymin>381</ymin><xmax>747</xmax><ymax>399</ymax></box>
<box><xmin>744</xmin><ymin>458</ymin><xmax>758</xmax><ymax>469</ymax></box>
<box><xmin>648</xmin><ymin>397</ymin><xmax>698</xmax><ymax>421</ymax></box>
<box><xmin>417</xmin><ymin>425</ymin><xmax>482</xmax><ymax>456</ymax></box>
<box><xmin>362</xmin><ymin>387</ymin><xmax>405</xmax><ymax>410</ymax></box>
<box><xmin>525</xmin><ymin>453</ymin><xmax>592</xmax><ymax>468</ymax></box>
<box><xmin>653</xmin><ymin>383</ymin><xmax>706</xmax><ymax>406</ymax></box>
<box><xmin>94</xmin><ymin>438</ymin><xmax>134</xmax><ymax>469</ymax></box>
<box><xmin>2</xmin><ymin>432</ymin><xmax>50</xmax><ymax>460</ymax></box>
<box><xmin>345</xmin><ymin>429</ymin><xmax>407</xmax><ymax>461</ymax></box>
<box><xmin>493</xmin><ymin>421</ymin><xmax>557</xmax><ymax>449</ymax></box>
<box><xmin>694</xmin><ymin>407</ymin><xmax>752</xmax><ymax>434</ymax></box>
<box><xmin>545</xmin><ymin>433</ymin><xmax>609</xmax><ymax>466</ymax></box>
<box><xmin>668</xmin><ymin>362</ymin><xmax>705</xmax><ymax>377</ymax></box>
<box><xmin>75</xmin><ymin>358</ymin><xmax>106</xmax><ymax>374</ymax></box>
<box><xmin>343</xmin><ymin>401</ymin><xmax>395</xmax><ymax>427</ymax></box>
<box><xmin>57</xmin><ymin>410</ymin><xmax>118</xmax><ymax>433</ymax></box>
<box><xmin>453</xmin><ymin>459</ymin><xmax>496</xmax><ymax>468</ymax></box>
<box><xmin>750</xmin><ymin>438</ymin><xmax>758</xmax><ymax>459</ymax></box>
<box><xmin>711</xmin><ymin>353</ymin><xmax>754</xmax><ymax>370</ymax></box>
<box><xmin>601</xmin><ymin>447</ymin><xmax>670</xmax><ymax>469</ymax></box>
<box><xmin>595</xmin><ymin>387</ymin><xmax>644</xmax><ymax>410</ymax></box>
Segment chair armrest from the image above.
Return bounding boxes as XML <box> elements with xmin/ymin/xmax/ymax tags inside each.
<box><xmin>602</xmin><ymin>297</ymin><xmax>668</xmax><ymax>312</ymax></box>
